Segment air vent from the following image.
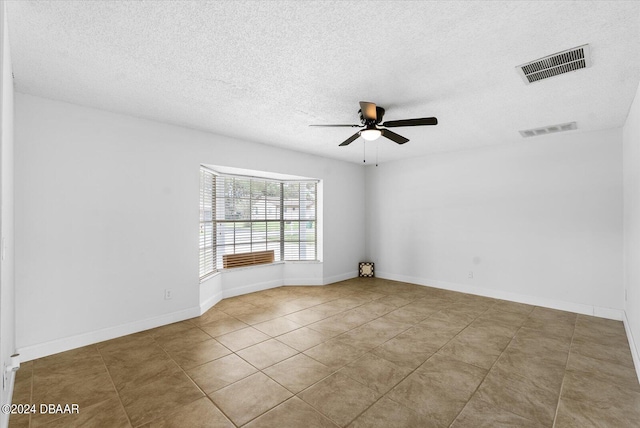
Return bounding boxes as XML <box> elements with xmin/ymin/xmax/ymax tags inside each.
<box><xmin>519</xmin><ymin>122</ymin><xmax>577</xmax><ymax>138</ymax></box>
<box><xmin>516</xmin><ymin>45</ymin><xmax>591</xmax><ymax>84</ymax></box>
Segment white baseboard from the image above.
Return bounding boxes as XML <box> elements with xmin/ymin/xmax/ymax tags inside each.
<box><xmin>622</xmin><ymin>311</ymin><xmax>640</xmax><ymax>385</ymax></box>
<box><xmin>222</xmin><ymin>278</ymin><xmax>283</xmax><ymax>299</ymax></box>
<box><xmin>323</xmin><ymin>271</ymin><xmax>358</xmax><ymax>285</ymax></box>
<box><xmin>376</xmin><ymin>271</ymin><xmax>624</xmax><ymax>321</ymax></box>
<box><xmin>283</xmin><ymin>277</ymin><xmax>324</xmax><ymax>286</ymax></box>
<box><xmin>16</xmin><ymin>306</ymin><xmax>200</xmax><ymax>362</ymax></box>
<box><xmin>199</xmin><ymin>290</ymin><xmax>223</xmax><ymax>315</ymax></box>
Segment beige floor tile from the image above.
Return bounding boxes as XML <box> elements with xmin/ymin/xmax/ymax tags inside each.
<box><xmin>209</xmin><ymin>372</ymin><xmax>292</xmax><ymax>426</ymax></box>
<box><xmin>475</xmin><ymin>307</ymin><xmax>530</xmax><ymax>327</ymax></box>
<box><xmin>33</xmin><ymin>346</ymin><xmax>106</xmax><ymax>391</ymax></box>
<box><xmin>435</xmin><ymin>322</ymin><xmax>514</xmax><ymax>369</ymax></box>
<box><xmin>355</xmin><ymin>300</ymin><xmax>398</xmax><ymax>317</ymax></box>
<box><xmin>236</xmin><ymin>338</ymin><xmax>298</xmax><ymax>369</ymax></box>
<box><xmin>561</xmin><ymin>369</ymin><xmax>640</xmax><ymax>412</ymax></box>
<box><xmin>371</xmin><ymin>334</ymin><xmax>437</xmax><ymax>370</ymax></box>
<box><xmin>492</xmin><ymin>300</ymin><xmax>534</xmax><ymax>315</ymax></box>
<box><xmin>276</xmin><ymin>326</ymin><xmax>332</xmax><ymax>351</ymax></box>
<box><xmin>299</xmin><ymin>372</ymin><xmax>379</xmax><ymax>427</ymax></box>
<box><xmin>450</xmin><ymin>396</ymin><xmax>545</xmax><ymax>428</ymax></box>
<box><xmin>154</xmin><ymin>327</ymin><xmax>212</xmax><ymax>353</ymax></box>
<box><xmin>166</xmin><ymin>338</ymin><xmax>231</xmax><ymax>369</ymax></box>
<box><xmin>31</xmin><ymin>370</ymin><xmax>117</xmax><ymax>422</ymax></box>
<box><xmin>475</xmin><ymin>369</ymin><xmax>558</xmax><ymax>426</ymax></box>
<box><xmin>118</xmin><ymin>371</ymin><xmax>203</xmax><ymax>426</ymax></box>
<box><xmin>509</xmin><ymin>326</ymin><xmax>572</xmax><ymax>360</ymax></box>
<box><xmin>234</xmin><ymin>307</ymin><xmax>281</xmax><ymax>325</ymax></box>
<box><xmin>335</xmin><ymin>318</ymin><xmax>411</xmax><ymax>351</ymax></box>
<box><xmin>574</xmin><ymin>314</ymin><xmax>626</xmax><ymax>337</ymax></box>
<box><xmin>214</xmin><ymin>299</ymin><xmax>258</xmax><ymax>316</ymax></box>
<box><xmin>215</xmin><ymin>326</ymin><xmax>270</xmax><ymax>351</ymax></box>
<box><xmin>304</xmin><ymin>339</ymin><xmax>367</xmax><ymax>370</ymax></box>
<box><xmin>244</xmin><ymin>396</ymin><xmax>338</xmax><ymax>428</ymax></box>
<box><xmin>109</xmin><ymin>355</ymin><xmax>182</xmax><ymax>393</ymax></box>
<box><xmin>98</xmin><ymin>334</ymin><xmax>156</xmax><ymax>356</ymax></box>
<box><xmin>339</xmin><ymin>353</ymin><xmax>411</xmax><ymax>395</ymax></box>
<box><xmin>554</xmin><ymin>396</ymin><xmax>640</xmax><ymax>428</ymax></box>
<box><xmin>570</xmin><ymin>335</ymin><xmax>635</xmax><ymax>369</ymax></box>
<box><xmin>263</xmin><ymin>353</ymin><xmax>333</xmax><ymax>393</ymax></box>
<box><xmin>139</xmin><ymin>397</ymin><xmax>233</xmax><ymax>428</ymax></box>
<box><xmin>7</xmin><ymin>414</ymin><xmax>29</xmax><ymax>428</ymax></box>
<box><xmin>521</xmin><ymin>307</ymin><xmax>576</xmax><ymax>339</ymax></box>
<box><xmin>199</xmin><ymin>317</ymin><xmax>248</xmax><ymax>337</ymax></box>
<box><xmin>186</xmin><ymin>353</ymin><xmax>257</xmax><ymax>394</ymax></box>
<box><xmin>381</xmin><ymin>307</ymin><xmax>430</xmax><ymax>325</ymax></box>
<box><xmin>348</xmin><ymin>397</ymin><xmax>429</xmax><ymax>428</ymax></box>
<box><xmin>20</xmin><ymin>279</ymin><xmax>640</xmax><ymax>428</ymax></box>
<box><xmin>387</xmin><ymin>355</ymin><xmax>486</xmax><ymax>427</ymax></box>
<box><xmin>253</xmin><ymin>317</ymin><xmax>302</xmax><ymax>336</ymax></box>
<box><xmin>31</xmin><ymin>397</ymin><xmax>131</xmax><ymax>428</ymax></box>
<box><xmin>284</xmin><ymin>308</ymin><xmax>330</xmax><ymax>325</ymax></box>
<box><xmin>403</xmin><ymin>317</ymin><xmax>467</xmax><ymax>348</ymax></box>
<box><xmin>492</xmin><ymin>346</ymin><xmax>566</xmax><ymax>393</ymax></box>
<box><xmin>566</xmin><ymin>352</ymin><xmax>640</xmax><ymax>393</ymax></box>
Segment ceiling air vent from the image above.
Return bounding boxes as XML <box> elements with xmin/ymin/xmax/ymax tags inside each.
<box><xmin>516</xmin><ymin>44</ymin><xmax>591</xmax><ymax>84</ymax></box>
<box><xmin>519</xmin><ymin>122</ymin><xmax>577</xmax><ymax>138</ymax></box>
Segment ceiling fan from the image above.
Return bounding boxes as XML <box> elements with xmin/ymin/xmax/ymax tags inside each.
<box><xmin>310</xmin><ymin>101</ymin><xmax>437</xmax><ymax>146</ymax></box>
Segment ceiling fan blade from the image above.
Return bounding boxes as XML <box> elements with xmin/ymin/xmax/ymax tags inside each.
<box><xmin>309</xmin><ymin>124</ymin><xmax>361</xmax><ymax>127</ymax></box>
<box><xmin>339</xmin><ymin>132</ymin><xmax>361</xmax><ymax>146</ymax></box>
<box><xmin>381</xmin><ymin>117</ymin><xmax>438</xmax><ymax>127</ymax></box>
<box><xmin>359</xmin><ymin>101</ymin><xmax>377</xmax><ymax>121</ymax></box>
<box><xmin>381</xmin><ymin>129</ymin><xmax>409</xmax><ymax>144</ymax></box>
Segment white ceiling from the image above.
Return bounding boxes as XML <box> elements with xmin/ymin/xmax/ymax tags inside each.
<box><xmin>6</xmin><ymin>1</ymin><xmax>640</xmax><ymax>164</ymax></box>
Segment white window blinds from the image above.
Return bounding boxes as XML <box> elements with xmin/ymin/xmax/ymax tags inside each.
<box><xmin>199</xmin><ymin>168</ymin><xmax>216</xmax><ymax>280</ymax></box>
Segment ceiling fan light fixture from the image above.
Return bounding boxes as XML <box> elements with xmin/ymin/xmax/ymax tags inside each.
<box><xmin>360</xmin><ymin>129</ymin><xmax>381</xmax><ymax>141</ymax></box>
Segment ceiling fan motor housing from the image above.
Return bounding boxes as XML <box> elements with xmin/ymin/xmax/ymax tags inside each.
<box><xmin>358</xmin><ymin>107</ymin><xmax>385</xmax><ymax>125</ymax></box>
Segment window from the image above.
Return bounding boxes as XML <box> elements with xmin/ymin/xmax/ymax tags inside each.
<box><xmin>199</xmin><ymin>169</ymin><xmax>216</xmax><ymax>280</ymax></box>
<box><xmin>199</xmin><ymin>167</ymin><xmax>318</xmax><ymax>280</ymax></box>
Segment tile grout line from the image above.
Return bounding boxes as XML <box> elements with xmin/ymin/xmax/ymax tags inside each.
<box><xmin>95</xmin><ymin>343</ymin><xmax>136</xmax><ymax>428</ymax></box>
<box><xmin>327</xmin><ymin>297</ymin><xmax>500</xmax><ymax>426</ymax></box>
<box><xmin>446</xmin><ymin>306</ymin><xmax>536</xmax><ymax>427</ymax></box>
<box><xmin>153</xmin><ymin>327</ymin><xmax>241</xmax><ymax>428</ymax></box>
<box><xmin>550</xmin><ymin>314</ymin><xmax>579</xmax><ymax>428</ymax></box>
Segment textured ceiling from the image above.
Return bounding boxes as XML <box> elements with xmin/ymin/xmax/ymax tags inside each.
<box><xmin>6</xmin><ymin>1</ymin><xmax>640</xmax><ymax>164</ymax></box>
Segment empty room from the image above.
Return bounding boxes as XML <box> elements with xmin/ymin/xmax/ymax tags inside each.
<box><xmin>1</xmin><ymin>1</ymin><xmax>640</xmax><ymax>427</ymax></box>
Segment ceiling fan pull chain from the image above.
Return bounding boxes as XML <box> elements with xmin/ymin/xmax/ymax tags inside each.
<box><xmin>376</xmin><ymin>141</ymin><xmax>379</xmax><ymax>167</ymax></box>
<box><xmin>363</xmin><ymin>141</ymin><xmax>366</xmax><ymax>163</ymax></box>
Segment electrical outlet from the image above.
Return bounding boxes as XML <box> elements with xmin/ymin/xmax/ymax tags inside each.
<box><xmin>468</xmin><ymin>271</ymin><xmax>473</xmax><ymax>279</ymax></box>
<box><xmin>164</xmin><ymin>289</ymin><xmax>173</xmax><ymax>300</ymax></box>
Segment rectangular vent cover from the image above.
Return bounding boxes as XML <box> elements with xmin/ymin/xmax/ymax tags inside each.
<box><xmin>516</xmin><ymin>45</ymin><xmax>591</xmax><ymax>84</ymax></box>
<box><xmin>519</xmin><ymin>122</ymin><xmax>577</xmax><ymax>138</ymax></box>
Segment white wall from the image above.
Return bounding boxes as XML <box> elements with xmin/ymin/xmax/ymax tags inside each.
<box><xmin>0</xmin><ymin>0</ymin><xmax>16</xmax><ymax>423</ymax></box>
<box><xmin>366</xmin><ymin>129</ymin><xmax>624</xmax><ymax>316</ymax></box>
<box><xmin>14</xmin><ymin>93</ymin><xmax>365</xmax><ymax>360</ymax></box>
<box><xmin>623</xmin><ymin>82</ymin><xmax>640</xmax><ymax>372</ymax></box>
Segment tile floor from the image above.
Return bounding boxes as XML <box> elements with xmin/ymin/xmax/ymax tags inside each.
<box><xmin>8</xmin><ymin>278</ymin><xmax>640</xmax><ymax>427</ymax></box>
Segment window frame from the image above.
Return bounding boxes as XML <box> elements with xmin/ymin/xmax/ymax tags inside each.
<box><xmin>199</xmin><ymin>167</ymin><xmax>318</xmax><ymax>282</ymax></box>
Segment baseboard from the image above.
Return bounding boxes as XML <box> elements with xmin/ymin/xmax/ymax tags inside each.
<box><xmin>323</xmin><ymin>271</ymin><xmax>358</xmax><ymax>285</ymax></box>
<box><xmin>376</xmin><ymin>271</ymin><xmax>624</xmax><ymax>321</ymax></box>
<box><xmin>200</xmin><ymin>290</ymin><xmax>223</xmax><ymax>315</ymax></box>
<box><xmin>16</xmin><ymin>306</ymin><xmax>200</xmax><ymax>362</ymax></box>
<box><xmin>221</xmin><ymin>278</ymin><xmax>283</xmax><ymax>299</ymax></box>
<box><xmin>283</xmin><ymin>278</ymin><xmax>324</xmax><ymax>286</ymax></box>
<box><xmin>622</xmin><ymin>311</ymin><xmax>640</xmax><ymax>385</ymax></box>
